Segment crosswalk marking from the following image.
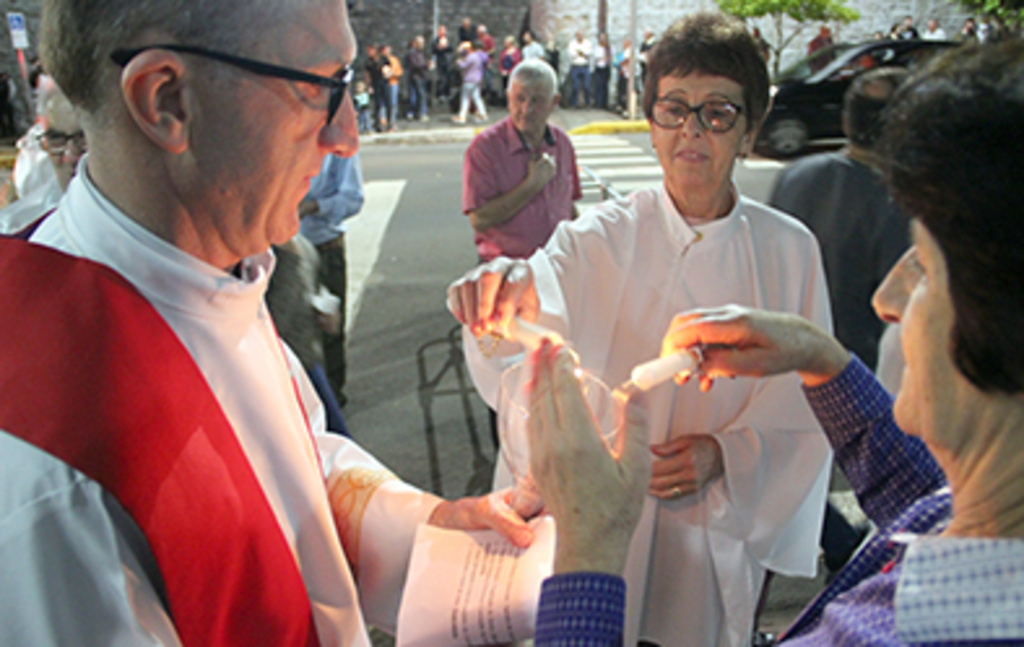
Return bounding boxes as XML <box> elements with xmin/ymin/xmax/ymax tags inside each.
<box><xmin>576</xmin><ymin>156</ymin><xmax>653</xmax><ymax>166</ymax></box>
<box><xmin>573</xmin><ymin>146</ymin><xmax>644</xmax><ymax>155</ymax></box>
<box><xmin>570</xmin><ymin>135</ymin><xmax>632</xmax><ymax>146</ymax></box>
<box><xmin>346</xmin><ymin>179</ymin><xmax>406</xmax><ymax>333</ymax></box>
<box><xmin>583</xmin><ymin>165</ymin><xmax>663</xmax><ymax>178</ymax></box>
<box><xmin>571</xmin><ymin>135</ymin><xmax>661</xmax><ymax>207</ymax></box>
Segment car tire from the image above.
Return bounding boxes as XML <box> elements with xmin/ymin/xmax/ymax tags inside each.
<box><xmin>765</xmin><ymin>119</ymin><xmax>809</xmax><ymax>157</ymax></box>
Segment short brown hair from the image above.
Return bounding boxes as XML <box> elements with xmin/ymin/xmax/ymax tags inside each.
<box><xmin>880</xmin><ymin>41</ymin><xmax>1024</xmax><ymax>394</ymax></box>
<box><xmin>40</xmin><ymin>0</ymin><xmax>297</xmax><ymax>114</ymax></box>
<box><xmin>643</xmin><ymin>13</ymin><xmax>769</xmax><ymax>132</ymax></box>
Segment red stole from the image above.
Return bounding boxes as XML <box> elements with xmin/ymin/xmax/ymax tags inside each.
<box><xmin>0</xmin><ymin>238</ymin><xmax>320</xmax><ymax>646</ymax></box>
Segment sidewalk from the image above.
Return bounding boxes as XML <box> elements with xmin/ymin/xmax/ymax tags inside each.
<box><xmin>362</xmin><ymin>102</ymin><xmax>648</xmax><ymax>146</ymax></box>
<box><xmin>0</xmin><ymin>103</ymin><xmax>649</xmax><ymax>168</ymax></box>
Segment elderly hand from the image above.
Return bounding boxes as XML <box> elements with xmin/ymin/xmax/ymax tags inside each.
<box><xmin>528</xmin><ymin>342</ymin><xmax>650</xmax><ymax>575</ymax></box>
<box><xmin>427</xmin><ymin>490</ymin><xmax>534</xmax><ymax>548</ymax></box>
<box><xmin>526</xmin><ymin>153</ymin><xmax>557</xmax><ymax>190</ymax></box>
<box><xmin>661</xmin><ymin>305</ymin><xmax>851</xmax><ymax>390</ymax></box>
<box><xmin>649</xmin><ymin>434</ymin><xmax>723</xmax><ymax>499</ymax></box>
<box><xmin>446</xmin><ymin>256</ymin><xmax>539</xmax><ymax>339</ymax></box>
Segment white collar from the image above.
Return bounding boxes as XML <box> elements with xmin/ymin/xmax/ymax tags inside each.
<box><xmin>56</xmin><ymin>162</ymin><xmax>274</xmax><ymax>323</ymax></box>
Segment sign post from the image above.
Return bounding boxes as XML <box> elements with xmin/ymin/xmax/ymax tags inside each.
<box><xmin>7</xmin><ymin>13</ymin><xmax>28</xmax><ymax>50</ymax></box>
<box><xmin>6</xmin><ymin>12</ymin><xmax>35</xmax><ymax>123</ymax></box>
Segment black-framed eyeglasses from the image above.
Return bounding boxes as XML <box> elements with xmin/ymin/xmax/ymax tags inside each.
<box><xmin>110</xmin><ymin>44</ymin><xmax>353</xmax><ymax>127</ymax></box>
<box><xmin>651</xmin><ymin>98</ymin><xmax>744</xmax><ymax>133</ymax></box>
<box><xmin>38</xmin><ymin>129</ymin><xmax>87</xmax><ymax>156</ymax></box>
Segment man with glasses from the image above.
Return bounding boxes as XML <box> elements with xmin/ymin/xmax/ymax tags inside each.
<box><xmin>0</xmin><ymin>83</ymin><xmax>84</xmax><ymax>235</ymax></box>
<box><xmin>0</xmin><ymin>0</ymin><xmax>649</xmax><ymax>645</ymax></box>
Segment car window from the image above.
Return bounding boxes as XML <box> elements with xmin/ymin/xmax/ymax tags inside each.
<box><xmin>827</xmin><ymin>47</ymin><xmax>895</xmax><ymax>81</ymax></box>
<box><xmin>776</xmin><ymin>44</ymin><xmax>854</xmax><ymax>82</ymax></box>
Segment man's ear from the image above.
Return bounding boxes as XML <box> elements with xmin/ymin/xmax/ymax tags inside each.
<box><xmin>119</xmin><ymin>50</ymin><xmax>190</xmax><ymax>155</ymax></box>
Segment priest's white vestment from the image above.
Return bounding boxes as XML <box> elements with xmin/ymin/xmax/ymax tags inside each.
<box><xmin>467</xmin><ymin>185</ymin><xmax>833</xmax><ymax>647</ymax></box>
<box><xmin>0</xmin><ymin>170</ymin><xmax>439</xmax><ymax>645</ymax></box>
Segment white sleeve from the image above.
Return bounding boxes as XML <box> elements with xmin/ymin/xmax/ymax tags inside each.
<box><xmin>0</xmin><ymin>433</ymin><xmax>181</xmax><ymax>646</ymax></box>
<box><xmin>707</xmin><ymin>371</ymin><xmax>833</xmax><ymax>575</ymax></box>
<box><xmin>708</xmin><ymin>229</ymin><xmax>834</xmax><ymax>576</ymax></box>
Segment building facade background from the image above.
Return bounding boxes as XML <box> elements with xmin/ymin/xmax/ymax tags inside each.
<box><xmin>0</xmin><ymin>0</ymin><xmax>971</xmax><ymax>126</ymax></box>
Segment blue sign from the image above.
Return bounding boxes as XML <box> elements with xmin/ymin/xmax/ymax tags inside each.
<box><xmin>7</xmin><ymin>12</ymin><xmax>28</xmax><ymax>49</ymax></box>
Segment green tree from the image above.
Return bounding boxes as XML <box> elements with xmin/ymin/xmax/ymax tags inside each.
<box><xmin>955</xmin><ymin>0</ymin><xmax>1022</xmax><ymax>36</ymax></box>
<box><xmin>718</xmin><ymin>0</ymin><xmax>859</xmax><ymax>75</ymax></box>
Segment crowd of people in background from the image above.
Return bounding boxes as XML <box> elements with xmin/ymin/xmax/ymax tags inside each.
<box><xmin>870</xmin><ymin>13</ymin><xmax>1011</xmax><ymax>44</ymax></box>
<box><xmin>340</xmin><ymin>10</ymin><xmax>1021</xmax><ymax>132</ymax></box>
<box><xmin>353</xmin><ymin>16</ymin><xmax>666</xmax><ymax>129</ymax></box>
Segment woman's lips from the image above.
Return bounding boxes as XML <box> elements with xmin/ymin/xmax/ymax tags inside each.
<box><xmin>676</xmin><ymin>149</ymin><xmax>708</xmax><ymax>162</ymax></box>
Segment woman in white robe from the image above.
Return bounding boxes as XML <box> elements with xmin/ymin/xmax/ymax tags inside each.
<box><xmin>449</xmin><ymin>13</ymin><xmax>832</xmax><ymax>647</ymax></box>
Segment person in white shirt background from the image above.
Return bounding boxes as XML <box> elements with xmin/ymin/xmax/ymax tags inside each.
<box><xmin>567</xmin><ymin>29</ymin><xmax>593</xmax><ymax>108</ymax></box>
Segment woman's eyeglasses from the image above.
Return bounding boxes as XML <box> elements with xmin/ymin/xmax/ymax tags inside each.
<box><xmin>651</xmin><ymin>98</ymin><xmax>743</xmax><ymax>133</ymax></box>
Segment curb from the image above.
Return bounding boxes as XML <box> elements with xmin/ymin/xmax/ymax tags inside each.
<box><xmin>361</xmin><ymin>126</ymin><xmax>480</xmax><ymax>146</ymax></box>
<box><xmin>359</xmin><ymin>116</ymin><xmax>648</xmax><ymax>145</ymax></box>
<box><xmin>568</xmin><ymin>120</ymin><xmax>650</xmax><ymax>136</ymax></box>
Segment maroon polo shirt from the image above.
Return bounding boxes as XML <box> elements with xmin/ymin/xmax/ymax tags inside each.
<box><xmin>462</xmin><ymin>117</ymin><xmax>582</xmax><ymax>261</ymax></box>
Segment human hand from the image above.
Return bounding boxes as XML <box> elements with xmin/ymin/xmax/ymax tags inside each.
<box><xmin>661</xmin><ymin>305</ymin><xmax>851</xmax><ymax>390</ymax></box>
<box><xmin>648</xmin><ymin>434</ymin><xmax>723</xmax><ymax>499</ymax></box>
<box><xmin>526</xmin><ymin>153</ymin><xmax>557</xmax><ymax>190</ymax></box>
<box><xmin>315</xmin><ymin>309</ymin><xmax>342</xmax><ymax>335</ymax></box>
<box><xmin>446</xmin><ymin>257</ymin><xmax>539</xmax><ymax>339</ymax></box>
<box><xmin>298</xmin><ymin>198</ymin><xmax>319</xmax><ymax>218</ymax></box>
<box><xmin>528</xmin><ymin>343</ymin><xmax>650</xmax><ymax>575</ymax></box>
<box><xmin>427</xmin><ymin>489</ymin><xmax>534</xmax><ymax>548</ymax></box>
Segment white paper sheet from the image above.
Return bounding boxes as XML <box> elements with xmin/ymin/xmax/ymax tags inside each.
<box><xmin>395</xmin><ymin>516</ymin><xmax>556</xmax><ymax>647</ymax></box>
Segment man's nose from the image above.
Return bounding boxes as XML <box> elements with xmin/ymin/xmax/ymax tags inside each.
<box><xmin>319</xmin><ymin>95</ymin><xmax>359</xmax><ymax>158</ymax></box>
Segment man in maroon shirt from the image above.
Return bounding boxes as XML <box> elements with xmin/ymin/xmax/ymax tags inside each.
<box><xmin>462</xmin><ymin>59</ymin><xmax>581</xmax><ymax>262</ymax></box>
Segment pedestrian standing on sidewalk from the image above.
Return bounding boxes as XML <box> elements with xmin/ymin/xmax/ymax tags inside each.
<box><xmin>521</xmin><ymin>30</ymin><xmax>545</xmax><ymax>62</ymax></box>
<box><xmin>380</xmin><ymin>44</ymin><xmax>402</xmax><ymax>131</ymax></box>
<box><xmin>544</xmin><ymin>38</ymin><xmax>561</xmax><ymax>85</ymax></box>
<box><xmin>364</xmin><ymin>43</ymin><xmax>388</xmax><ymax>131</ymax></box>
<box><xmin>616</xmin><ymin>37</ymin><xmax>633</xmax><ymax>112</ymax></box>
<box><xmin>353</xmin><ymin>80</ymin><xmax>372</xmax><ymax>134</ymax></box>
<box><xmin>567</xmin><ymin>30</ymin><xmax>592</xmax><ymax>108</ymax></box>
<box><xmin>593</xmin><ymin>32</ymin><xmax>612</xmax><ymax>110</ymax></box>
<box><xmin>498</xmin><ymin>35</ymin><xmax>522</xmax><ymax>104</ymax></box>
<box><xmin>404</xmin><ymin>36</ymin><xmax>429</xmax><ymax>121</ymax></box>
<box><xmin>458</xmin><ymin>16</ymin><xmax>476</xmax><ymax>45</ymax></box>
<box><xmin>431</xmin><ymin>24</ymin><xmax>453</xmax><ymax>100</ymax></box>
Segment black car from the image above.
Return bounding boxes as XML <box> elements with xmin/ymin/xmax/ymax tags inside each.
<box><xmin>758</xmin><ymin>39</ymin><xmax>955</xmax><ymax>156</ymax></box>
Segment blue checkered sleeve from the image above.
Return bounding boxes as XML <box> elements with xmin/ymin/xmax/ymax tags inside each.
<box><xmin>535</xmin><ymin>573</ymin><xmax>625</xmax><ymax>646</ymax></box>
<box><xmin>803</xmin><ymin>355</ymin><xmax>946</xmax><ymax>529</ymax></box>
